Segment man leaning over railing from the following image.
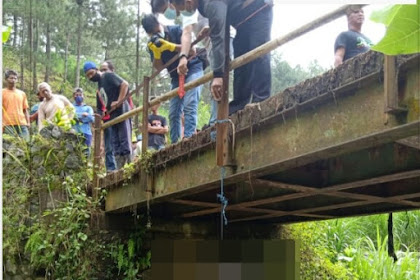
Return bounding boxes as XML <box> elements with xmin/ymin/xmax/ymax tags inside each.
<box><xmin>142</xmin><ymin>14</ymin><xmax>204</xmax><ymax>144</ymax></box>
<box><xmin>170</xmin><ymin>0</ymin><xmax>273</xmax><ymax>115</ymax></box>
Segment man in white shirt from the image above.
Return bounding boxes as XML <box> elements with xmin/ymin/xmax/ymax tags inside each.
<box><xmin>37</xmin><ymin>82</ymin><xmax>74</xmax><ymax>131</ymax></box>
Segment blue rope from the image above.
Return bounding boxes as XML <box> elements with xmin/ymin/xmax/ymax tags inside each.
<box><xmin>215</xmin><ymin>119</ymin><xmax>230</xmax><ymax>124</ymax></box>
<box><xmin>217</xmin><ymin>167</ymin><xmax>228</xmax><ymax>226</ymax></box>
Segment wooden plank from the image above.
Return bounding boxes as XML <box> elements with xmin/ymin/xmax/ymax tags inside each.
<box><xmin>216</xmin><ymin>21</ymin><xmax>232</xmax><ymax>166</ymax></box>
<box><xmin>384</xmin><ymin>55</ymin><xmax>398</xmax><ymax>113</ymax></box>
<box><xmin>396</xmin><ymin>136</ymin><xmax>420</xmax><ymax>150</ymax></box>
<box><xmin>92</xmin><ymin>114</ymin><xmax>102</xmax><ymax>200</ymax></box>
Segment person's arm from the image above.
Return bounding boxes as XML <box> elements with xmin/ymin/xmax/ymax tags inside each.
<box><xmin>148</xmin><ymin>123</ymin><xmax>168</xmax><ymax>134</ymax></box>
<box><xmin>23</xmin><ymin>93</ymin><xmax>30</xmax><ymax>125</ymax></box>
<box><xmin>153</xmin><ymin>58</ymin><xmax>165</xmax><ymax>72</ymax></box>
<box><xmin>177</xmin><ymin>24</ymin><xmax>194</xmax><ymax>76</ymax></box>
<box><xmin>204</xmin><ymin>1</ymin><xmax>228</xmax><ymax>101</ymax></box>
<box><xmin>111</xmin><ymin>80</ymin><xmax>129</xmax><ymax>110</ymax></box>
<box><xmin>334</xmin><ymin>32</ymin><xmax>346</xmax><ymax>67</ymax></box>
<box><xmin>334</xmin><ymin>47</ymin><xmax>345</xmax><ymax>67</ymax></box>
<box><xmin>30</xmin><ymin>111</ymin><xmax>38</xmax><ymax>123</ymax></box>
<box><xmin>81</xmin><ymin>106</ymin><xmax>94</xmax><ymax>123</ymax></box>
<box><xmin>23</xmin><ymin>108</ymin><xmax>30</xmax><ymax>126</ymax></box>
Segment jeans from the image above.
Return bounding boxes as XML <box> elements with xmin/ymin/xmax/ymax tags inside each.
<box><xmin>83</xmin><ymin>133</ymin><xmax>92</xmax><ymax>157</ymax></box>
<box><xmin>229</xmin><ymin>2</ymin><xmax>272</xmax><ymax>115</ymax></box>
<box><xmin>209</xmin><ymin>97</ymin><xmax>218</xmax><ymax>126</ymax></box>
<box><xmin>3</xmin><ymin>125</ymin><xmax>30</xmax><ymax>141</ymax></box>
<box><xmin>104</xmin><ymin>126</ymin><xmax>117</xmax><ymax>171</ymax></box>
<box><xmin>169</xmin><ymin>70</ymin><xmax>203</xmax><ymax>143</ymax></box>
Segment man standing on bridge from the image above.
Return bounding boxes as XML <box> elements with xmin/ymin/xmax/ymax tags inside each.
<box><xmin>83</xmin><ymin>61</ymin><xmax>132</xmax><ymax>169</ymax></box>
<box><xmin>334</xmin><ymin>5</ymin><xmax>373</xmax><ymax>67</ymax></box>
<box><xmin>170</xmin><ymin>0</ymin><xmax>273</xmax><ymax>115</ymax></box>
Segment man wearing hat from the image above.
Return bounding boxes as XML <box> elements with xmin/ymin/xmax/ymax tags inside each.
<box><xmin>83</xmin><ymin>61</ymin><xmax>132</xmax><ymax>169</ymax></box>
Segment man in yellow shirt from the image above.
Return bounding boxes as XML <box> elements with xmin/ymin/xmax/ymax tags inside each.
<box><xmin>2</xmin><ymin>70</ymin><xmax>30</xmax><ymax>141</ymax></box>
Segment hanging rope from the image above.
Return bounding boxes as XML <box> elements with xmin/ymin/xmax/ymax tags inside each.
<box><xmin>217</xmin><ymin>166</ymin><xmax>228</xmax><ymax>240</ymax></box>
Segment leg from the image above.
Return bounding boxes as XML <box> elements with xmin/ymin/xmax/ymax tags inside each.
<box><xmin>245</xmin><ymin>5</ymin><xmax>273</xmax><ymax>103</ymax></box>
<box><xmin>112</xmin><ymin>119</ymin><xmax>132</xmax><ymax>168</ymax></box>
<box><xmin>104</xmin><ymin>126</ymin><xmax>117</xmax><ymax>171</ymax></box>
<box><xmin>169</xmin><ymin>80</ymin><xmax>183</xmax><ymax>143</ymax></box>
<box><xmin>230</xmin><ymin>30</ymin><xmax>253</xmax><ymax>115</ymax></box>
<box><xmin>183</xmin><ymin>70</ymin><xmax>203</xmax><ymax>138</ymax></box>
<box><xmin>84</xmin><ymin>133</ymin><xmax>93</xmax><ymax>158</ymax></box>
<box><xmin>19</xmin><ymin>125</ymin><xmax>30</xmax><ymax>142</ymax></box>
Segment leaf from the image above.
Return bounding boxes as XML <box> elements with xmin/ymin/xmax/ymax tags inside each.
<box><xmin>2</xmin><ymin>26</ymin><xmax>12</xmax><ymax>43</ymax></box>
<box><xmin>370</xmin><ymin>4</ymin><xmax>420</xmax><ymax>55</ymax></box>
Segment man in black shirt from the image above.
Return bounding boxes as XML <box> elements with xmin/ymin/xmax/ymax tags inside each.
<box><xmin>334</xmin><ymin>5</ymin><xmax>372</xmax><ymax>67</ymax></box>
<box><xmin>83</xmin><ymin>61</ymin><xmax>132</xmax><ymax>169</ymax></box>
<box><xmin>148</xmin><ymin>97</ymin><xmax>168</xmax><ymax>151</ymax></box>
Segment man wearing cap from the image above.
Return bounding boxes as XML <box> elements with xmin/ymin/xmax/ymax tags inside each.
<box><xmin>170</xmin><ymin>0</ymin><xmax>273</xmax><ymax>115</ymax></box>
<box><xmin>83</xmin><ymin>61</ymin><xmax>132</xmax><ymax>169</ymax></box>
<box><xmin>72</xmin><ymin>88</ymin><xmax>94</xmax><ymax>156</ymax></box>
<box><xmin>37</xmin><ymin>82</ymin><xmax>74</xmax><ymax>131</ymax></box>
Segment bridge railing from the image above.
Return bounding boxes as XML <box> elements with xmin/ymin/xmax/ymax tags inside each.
<box><xmin>91</xmin><ymin>4</ymin><xmax>362</xmax><ymax>199</ymax></box>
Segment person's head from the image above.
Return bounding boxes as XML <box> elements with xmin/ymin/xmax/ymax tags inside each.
<box><xmin>83</xmin><ymin>61</ymin><xmax>102</xmax><ymax>82</ymax></box>
<box><xmin>141</xmin><ymin>14</ymin><xmax>163</xmax><ymax>37</ymax></box>
<box><xmin>100</xmin><ymin>60</ymin><xmax>115</xmax><ymax>72</ymax></box>
<box><xmin>36</xmin><ymin>91</ymin><xmax>44</xmax><ymax>102</ymax></box>
<box><xmin>5</xmin><ymin>70</ymin><xmax>18</xmax><ymax>88</ymax></box>
<box><xmin>151</xmin><ymin>0</ymin><xmax>177</xmax><ymax>20</ymax></box>
<box><xmin>346</xmin><ymin>5</ymin><xmax>364</xmax><ymax>29</ymax></box>
<box><xmin>73</xmin><ymin>88</ymin><xmax>84</xmax><ymax>105</ymax></box>
<box><xmin>150</xmin><ymin>97</ymin><xmax>160</xmax><ymax>113</ymax></box>
<box><xmin>169</xmin><ymin>0</ymin><xmax>198</xmax><ymax>17</ymax></box>
<box><xmin>37</xmin><ymin>82</ymin><xmax>53</xmax><ymax>100</ymax></box>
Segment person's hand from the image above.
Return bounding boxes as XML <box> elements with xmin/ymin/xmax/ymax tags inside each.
<box><xmin>211</xmin><ymin>78</ymin><xmax>223</xmax><ymax>101</ymax></box>
<box><xmin>197</xmin><ymin>26</ymin><xmax>210</xmax><ymax>41</ymax></box>
<box><xmin>82</xmin><ymin>112</ymin><xmax>89</xmax><ymax>117</ymax></box>
<box><xmin>110</xmin><ymin>101</ymin><xmax>119</xmax><ymax>110</ymax></box>
<box><xmin>177</xmin><ymin>57</ymin><xmax>189</xmax><ymax>76</ymax></box>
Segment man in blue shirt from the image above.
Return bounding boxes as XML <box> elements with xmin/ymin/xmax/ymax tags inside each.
<box><xmin>142</xmin><ymin>14</ymin><xmax>203</xmax><ymax>144</ymax></box>
<box><xmin>72</xmin><ymin>88</ymin><xmax>94</xmax><ymax>156</ymax></box>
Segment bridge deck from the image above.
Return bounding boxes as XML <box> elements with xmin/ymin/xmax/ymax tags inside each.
<box><xmin>103</xmin><ymin>52</ymin><xmax>420</xmax><ymax>224</ymax></box>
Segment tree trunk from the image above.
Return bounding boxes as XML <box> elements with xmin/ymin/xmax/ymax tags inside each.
<box><xmin>134</xmin><ymin>0</ymin><xmax>141</xmax><ymax>131</ymax></box>
<box><xmin>20</xmin><ymin>17</ymin><xmax>25</xmax><ymax>90</ymax></box>
<box><xmin>28</xmin><ymin>0</ymin><xmax>33</xmax><ymax>92</ymax></box>
<box><xmin>45</xmin><ymin>22</ymin><xmax>51</xmax><ymax>82</ymax></box>
<box><xmin>64</xmin><ymin>32</ymin><xmax>70</xmax><ymax>83</ymax></box>
<box><xmin>12</xmin><ymin>13</ymin><xmax>18</xmax><ymax>47</ymax></box>
<box><xmin>33</xmin><ymin>19</ymin><xmax>39</xmax><ymax>93</ymax></box>
<box><xmin>75</xmin><ymin>3</ymin><xmax>83</xmax><ymax>88</ymax></box>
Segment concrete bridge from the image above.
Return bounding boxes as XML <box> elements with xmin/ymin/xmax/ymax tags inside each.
<box><xmin>101</xmin><ymin>52</ymin><xmax>420</xmax><ymax>236</ymax></box>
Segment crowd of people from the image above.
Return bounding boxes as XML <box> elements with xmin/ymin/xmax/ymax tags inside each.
<box><xmin>3</xmin><ymin>4</ymin><xmax>372</xmax><ymax>172</ymax></box>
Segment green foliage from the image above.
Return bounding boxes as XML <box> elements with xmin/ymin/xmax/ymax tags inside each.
<box><xmin>3</xmin><ymin>126</ymin><xmax>150</xmax><ymax>279</ymax></box>
<box><xmin>288</xmin><ymin>211</ymin><xmax>420</xmax><ymax>280</ymax></box>
<box><xmin>370</xmin><ymin>3</ymin><xmax>420</xmax><ymax>55</ymax></box>
<box><xmin>285</xmin><ymin>222</ymin><xmax>356</xmax><ymax>280</ymax></box>
<box><xmin>341</xmin><ymin>230</ymin><xmax>420</xmax><ymax>280</ymax></box>
<box><xmin>2</xmin><ymin>25</ymin><xmax>12</xmax><ymax>43</ymax></box>
<box><xmin>108</xmin><ymin>229</ymin><xmax>151</xmax><ymax>280</ymax></box>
